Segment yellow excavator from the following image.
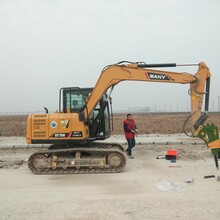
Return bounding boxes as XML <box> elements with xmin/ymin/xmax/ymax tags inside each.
<box><xmin>26</xmin><ymin>61</ymin><xmax>220</xmax><ymax>174</ymax></box>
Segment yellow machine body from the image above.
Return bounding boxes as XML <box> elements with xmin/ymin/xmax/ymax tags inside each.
<box><xmin>26</xmin><ymin>113</ymin><xmax>89</xmax><ymax>144</ymax></box>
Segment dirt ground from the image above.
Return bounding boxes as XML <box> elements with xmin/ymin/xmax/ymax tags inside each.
<box><xmin>0</xmin><ymin>142</ymin><xmax>220</xmax><ymax>220</ymax></box>
<box><xmin>0</xmin><ymin>112</ymin><xmax>220</xmax><ymax>136</ymax></box>
<box><xmin>0</xmin><ymin>114</ymin><xmax>220</xmax><ymax>219</ymax></box>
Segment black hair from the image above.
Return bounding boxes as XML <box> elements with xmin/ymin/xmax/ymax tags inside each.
<box><xmin>127</xmin><ymin>114</ymin><xmax>132</xmax><ymax>118</ymax></box>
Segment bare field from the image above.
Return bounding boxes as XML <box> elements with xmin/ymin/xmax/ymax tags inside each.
<box><xmin>0</xmin><ymin>112</ymin><xmax>220</xmax><ymax>137</ymax></box>
<box><xmin>0</xmin><ymin>115</ymin><xmax>27</xmax><ymax>136</ymax></box>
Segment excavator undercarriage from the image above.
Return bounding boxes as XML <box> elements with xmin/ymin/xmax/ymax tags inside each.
<box><xmin>28</xmin><ymin>143</ymin><xmax>126</xmax><ymax>174</ymax></box>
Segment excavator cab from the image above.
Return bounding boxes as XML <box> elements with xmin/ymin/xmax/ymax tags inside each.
<box><xmin>60</xmin><ymin>87</ymin><xmax>91</xmax><ymax>113</ymax></box>
<box><xmin>60</xmin><ymin>87</ymin><xmax>111</xmax><ymax>140</ymax></box>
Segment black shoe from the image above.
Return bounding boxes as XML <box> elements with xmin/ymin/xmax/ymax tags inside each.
<box><xmin>125</xmin><ymin>149</ymin><xmax>129</xmax><ymax>156</ymax></box>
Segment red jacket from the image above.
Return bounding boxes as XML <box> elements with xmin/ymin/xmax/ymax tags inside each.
<box><xmin>123</xmin><ymin>119</ymin><xmax>137</xmax><ymax>139</ymax></box>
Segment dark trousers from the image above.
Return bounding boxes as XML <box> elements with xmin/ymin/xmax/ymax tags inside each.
<box><xmin>126</xmin><ymin>138</ymin><xmax>136</xmax><ymax>156</ymax></box>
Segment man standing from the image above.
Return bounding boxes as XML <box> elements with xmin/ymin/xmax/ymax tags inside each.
<box><xmin>123</xmin><ymin>114</ymin><xmax>138</xmax><ymax>159</ymax></box>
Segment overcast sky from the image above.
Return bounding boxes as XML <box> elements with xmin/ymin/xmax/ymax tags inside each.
<box><xmin>0</xmin><ymin>0</ymin><xmax>220</xmax><ymax>113</ymax></box>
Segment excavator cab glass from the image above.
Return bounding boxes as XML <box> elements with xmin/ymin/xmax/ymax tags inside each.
<box><xmin>60</xmin><ymin>87</ymin><xmax>92</xmax><ymax>113</ymax></box>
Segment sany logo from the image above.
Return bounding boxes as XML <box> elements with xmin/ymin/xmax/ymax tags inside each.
<box><xmin>145</xmin><ymin>72</ymin><xmax>171</xmax><ymax>80</ymax></box>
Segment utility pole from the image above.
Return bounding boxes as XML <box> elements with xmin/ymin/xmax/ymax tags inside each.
<box><xmin>212</xmin><ymin>100</ymin><xmax>215</xmax><ymax>112</ymax></box>
<box><xmin>154</xmin><ymin>104</ymin><xmax>157</xmax><ymax>112</ymax></box>
<box><xmin>164</xmin><ymin>104</ymin><xmax>166</xmax><ymax>112</ymax></box>
<box><xmin>176</xmin><ymin>102</ymin><xmax>179</xmax><ymax>112</ymax></box>
<box><xmin>218</xmin><ymin>96</ymin><xmax>220</xmax><ymax>112</ymax></box>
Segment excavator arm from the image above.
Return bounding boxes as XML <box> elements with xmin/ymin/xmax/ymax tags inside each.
<box><xmin>85</xmin><ymin>61</ymin><xmax>219</xmax><ymax>169</ymax></box>
<box><xmin>85</xmin><ymin>61</ymin><xmax>209</xmax><ymax>129</ymax></box>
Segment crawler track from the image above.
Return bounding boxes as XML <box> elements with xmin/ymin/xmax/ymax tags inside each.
<box><xmin>28</xmin><ymin>142</ymin><xmax>126</xmax><ymax>174</ymax></box>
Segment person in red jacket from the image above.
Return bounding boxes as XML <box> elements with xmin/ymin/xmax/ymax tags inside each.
<box><xmin>123</xmin><ymin>114</ymin><xmax>138</xmax><ymax>159</ymax></box>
